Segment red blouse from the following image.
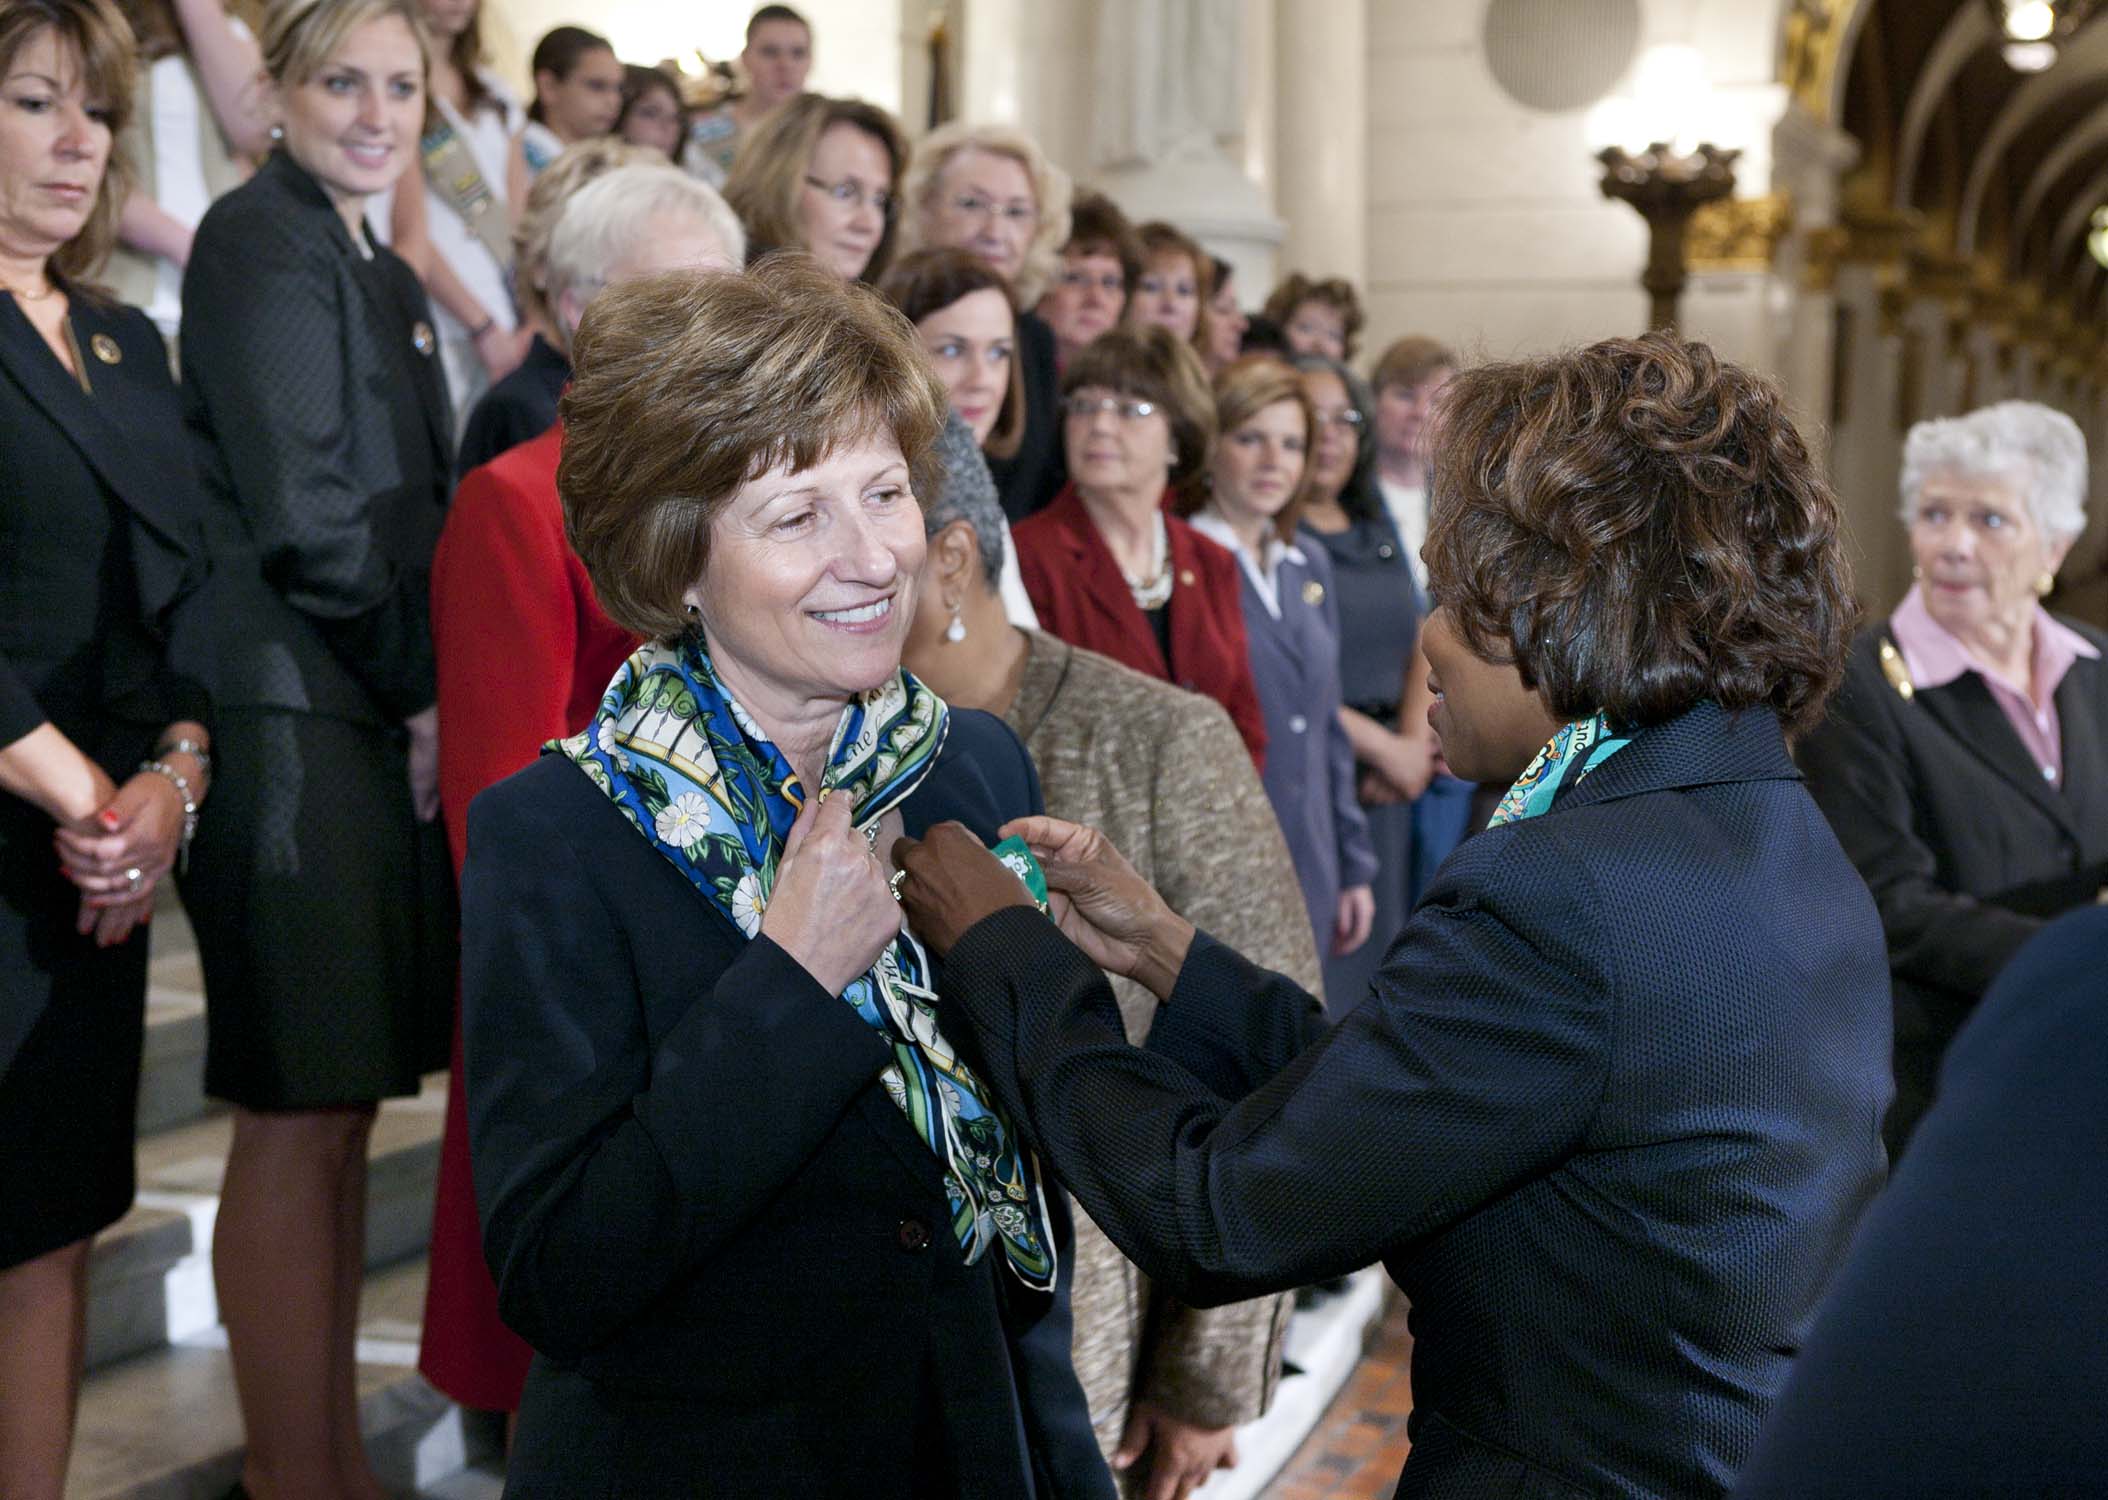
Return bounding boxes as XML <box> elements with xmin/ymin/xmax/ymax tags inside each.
<box><xmin>1013</xmin><ymin>483</ymin><xmax>1267</xmax><ymax>766</ymax></box>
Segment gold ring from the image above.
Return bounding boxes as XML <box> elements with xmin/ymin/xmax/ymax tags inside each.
<box><xmin>888</xmin><ymin>869</ymin><xmax>907</xmax><ymax>902</ymax></box>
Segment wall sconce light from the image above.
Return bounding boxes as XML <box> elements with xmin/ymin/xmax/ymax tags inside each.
<box><xmin>2088</xmin><ymin>205</ymin><xmax>2108</xmax><ymax>268</ymax></box>
<box><xmin>1989</xmin><ymin>0</ymin><xmax>2094</xmax><ymax>70</ymax></box>
<box><xmin>1588</xmin><ymin>44</ymin><xmax>1740</xmax><ymax>332</ymax></box>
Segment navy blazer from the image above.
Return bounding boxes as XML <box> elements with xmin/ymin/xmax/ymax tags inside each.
<box><xmin>176</xmin><ymin>151</ymin><xmax>453</xmax><ymax>725</ymax></box>
<box><xmin>1732</xmin><ymin>905</ymin><xmax>2108</xmax><ymax>1498</ymax></box>
<box><xmin>461</xmin><ymin>710</ymin><xmax>1111</xmax><ymax>1499</ymax></box>
<box><xmin>944</xmin><ymin>702</ymin><xmax>1893</xmax><ymax>1499</ymax></box>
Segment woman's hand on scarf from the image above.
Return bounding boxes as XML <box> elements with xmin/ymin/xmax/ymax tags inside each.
<box><xmin>762</xmin><ymin>789</ymin><xmax>903</xmax><ymax>996</ymax></box>
<box><xmin>997</xmin><ymin>816</ymin><xmax>1195</xmax><ymax>1000</ymax></box>
<box><xmin>889</xmin><ymin>822</ymin><xmax>1037</xmax><ymax>956</ymax></box>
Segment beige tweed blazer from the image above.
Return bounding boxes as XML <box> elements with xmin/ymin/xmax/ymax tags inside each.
<box><xmin>1002</xmin><ymin>630</ymin><xmax>1323</xmax><ymax>1466</ymax></box>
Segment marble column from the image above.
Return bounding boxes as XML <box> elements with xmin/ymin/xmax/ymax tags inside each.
<box><xmin>1272</xmin><ymin>0</ymin><xmax>1365</xmax><ymax>285</ymax></box>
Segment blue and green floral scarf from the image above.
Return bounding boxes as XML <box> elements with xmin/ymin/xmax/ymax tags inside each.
<box><xmin>553</xmin><ymin>636</ymin><xmax>1058</xmax><ymax>1290</ymax></box>
<box><xmin>1488</xmin><ymin>712</ymin><xmax>1633</xmax><ymax>826</ymax></box>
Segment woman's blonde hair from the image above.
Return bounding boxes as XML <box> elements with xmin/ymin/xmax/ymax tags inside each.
<box><xmin>1178</xmin><ymin>354</ymin><xmax>1315</xmax><ymax>543</ymax></box>
<box><xmin>898</xmin><ymin>120</ymin><xmax>1071</xmax><ymax>306</ymax></box>
<box><xmin>259</xmin><ymin>0</ymin><xmax>427</xmax><ymax>87</ymax></box>
<box><xmin>723</xmin><ymin>92</ymin><xmax>908</xmax><ymax>282</ymax></box>
<box><xmin>511</xmin><ymin>137</ymin><xmax>657</xmax><ymax>334</ymax></box>
<box><xmin>0</xmin><ymin>0</ymin><xmax>138</xmax><ymax>282</ymax></box>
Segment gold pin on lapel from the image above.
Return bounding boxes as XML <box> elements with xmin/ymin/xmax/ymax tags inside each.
<box><xmin>410</xmin><ymin>320</ymin><xmax>436</xmax><ymax>357</ymax></box>
<box><xmin>89</xmin><ymin>333</ymin><xmax>121</xmax><ymax>365</ymax></box>
<box><xmin>1302</xmin><ymin>579</ymin><xmax>1326</xmax><ymax>607</ymax></box>
<box><xmin>1877</xmin><ymin>639</ymin><xmax>1915</xmax><ymax>701</ymax></box>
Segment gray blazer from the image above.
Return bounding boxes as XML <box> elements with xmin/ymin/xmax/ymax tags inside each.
<box><xmin>1003</xmin><ymin>629</ymin><xmax>1314</xmax><ymax>1463</ymax></box>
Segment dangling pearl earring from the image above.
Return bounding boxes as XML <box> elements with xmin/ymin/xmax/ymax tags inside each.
<box><xmin>2035</xmin><ymin>571</ymin><xmax>2056</xmax><ymax>598</ymax></box>
<box><xmin>944</xmin><ymin>601</ymin><xmax>967</xmax><ymax>643</ymax></box>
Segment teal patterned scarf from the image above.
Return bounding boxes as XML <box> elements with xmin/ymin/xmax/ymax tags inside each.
<box><xmin>553</xmin><ymin>636</ymin><xmax>1058</xmax><ymax>1290</ymax></box>
<box><xmin>1488</xmin><ymin>712</ymin><xmax>1633</xmax><ymax>827</ymax></box>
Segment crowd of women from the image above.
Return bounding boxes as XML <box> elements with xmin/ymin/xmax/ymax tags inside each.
<box><xmin>1</xmin><ymin>0</ymin><xmax>2103</xmax><ymax>1495</ymax></box>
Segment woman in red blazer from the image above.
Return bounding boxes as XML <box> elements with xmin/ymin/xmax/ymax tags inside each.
<box><xmin>1012</xmin><ymin>326</ymin><xmax>1267</xmax><ymax>765</ymax></box>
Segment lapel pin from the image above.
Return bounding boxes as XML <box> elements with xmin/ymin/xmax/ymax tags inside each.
<box><xmin>90</xmin><ymin>333</ymin><xmax>121</xmax><ymax>365</ymax></box>
<box><xmin>1877</xmin><ymin>639</ymin><xmax>1915</xmax><ymax>701</ymax></box>
<box><xmin>410</xmin><ymin>320</ymin><xmax>436</xmax><ymax>357</ymax></box>
<box><xmin>1302</xmin><ymin>579</ymin><xmax>1326</xmax><ymax>607</ymax></box>
<box><xmin>1178</xmin><ymin>569</ymin><xmax>1196</xmax><ymax>587</ymax></box>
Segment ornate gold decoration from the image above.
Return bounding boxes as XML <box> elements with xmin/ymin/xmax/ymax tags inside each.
<box><xmin>89</xmin><ymin>333</ymin><xmax>121</xmax><ymax>365</ymax></box>
<box><xmin>1783</xmin><ymin>0</ymin><xmax>1867</xmax><ymax>123</ymax></box>
<box><xmin>1687</xmin><ymin>193</ymin><xmax>1794</xmax><ymax>270</ymax></box>
<box><xmin>1877</xmin><ymin>639</ymin><xmax>1915</xmax><ymax>701</ymax></box>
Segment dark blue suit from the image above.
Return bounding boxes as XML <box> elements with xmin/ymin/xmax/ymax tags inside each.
<box><xmin>461</xmin><ymin>710</ymin><xmax>1112</xmax><ymax>1499</ymax></box>
<box><xmin>1733</xmin><ymin>905</ymin><xmax>2108</xmax><ymax>1499</ymax></box>
<box><xmin>944</xmin><ymin>702</ymin><xmax>1894</xmax><ymax>1498</ymax></box>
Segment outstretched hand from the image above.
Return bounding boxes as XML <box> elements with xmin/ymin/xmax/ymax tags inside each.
<box><xmin>890</xmin><ymin>822</ymin><xmax>1038</xmax><ymax>956</ymax></box>
<box><xmin>998</xmin><ymin>816</ymin><xmax>1194</xmax><ymax>1000</ymax></box>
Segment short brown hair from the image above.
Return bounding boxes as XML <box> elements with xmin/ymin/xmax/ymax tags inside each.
<box><xmin>1176</xmin><ymin>355</ymin><xmax>1314</xmax><ymax>543</ymax></box>
<box><xmin>1426</xmin><ymin>332</ymin><xmax>1857</xmax><ymax>736</ymax></box>
<box><xmin>1372</xmin><ymin>334</ymin><xmax>1456</xmax><ymax>393</ymax></box>
<box><xmin>877</xmin><ymin>247</ymin><xmax>1024</xmax><ymax>461</ymax></box>
<box><xmin>1133</xmin><ymin>220</ymin><xmax>1214</xmax><ymax>358</ymax></box>
<box><xmin>559</xmin><ymin>255</ymin><xmax>949</xmax><ymax>643</ymax></box>
<box><xmin>1062</xmin><ymin>324</ymin><xmax>1217</xmax><ymax>505</ymax></box>
<box><xmin>1063</xmin><ymin>190</ymin><xmax>1142</xmax><ymax>293</ymax></box>
<box><xmin>1264</xmin><ymin>272</ymin><xmax>1365</xmax><ymax>360</ymax></box>
<box><xmin>1</xmin><ymin>0</ymin><xmax>136</xmax><ymax>282</ymax></box>
<box><xmin>724</xmin><ymin>92</ymin><xmax>908</xmax><ymax>282</ymax></box>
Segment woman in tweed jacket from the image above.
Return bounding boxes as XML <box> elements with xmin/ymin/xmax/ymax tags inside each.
<box><xmin>904</xmin><ymin>417</ymin><xmax>1316</xmax><ymax>1499</ymax></box>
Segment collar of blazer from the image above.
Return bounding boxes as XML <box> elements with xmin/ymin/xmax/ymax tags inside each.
<box><xmin>0</xmin><ymin>293</ymin><xmax>203</xmax><ymax>619</ymax></box>
<box><xmin>1040</xmin><ymin>485</ymin><xmax>1177</xmax><ymax>675</ymax></box>
<box><xmin>256</xmin><ymin>150</ymin><xmax>455</xmax><ymax>479</ymax></box>
<box><xmin>1896</xmin><ymin>632</ymin><xmax>2101</xmax><ymax>837</ymax></box>
<box><xmin>1542</xmin><ymin>699</ymin><xmax>1801</xmax><ymax>819</ymax></box>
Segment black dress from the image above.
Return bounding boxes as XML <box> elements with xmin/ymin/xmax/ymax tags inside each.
<box><xmin>455</xmin><ymin>332</ymin><xmax>568</xmax><ymax>478</ymax></box>
<box><xmin>175</xmin><ymin>152</ymin><xmax>456</xmax><ymax>1108</ymax></box>
<box><xmin>985</xmin><ymin>310</ymin><xmax>1065</xmax><ymax>522</ymax></box>
<box><xmin>0</xmin><ymin>290</ymin><xmax>207</xmax><ymax>1268</ymax></box>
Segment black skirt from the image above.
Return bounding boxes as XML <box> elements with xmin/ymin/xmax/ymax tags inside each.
<box><xmin>180</xmin><ymin>707</ymin><xmax>454</xmax><ymax>1109</ymax></box>
<box><xmin>0</xmin><ymin>726</ymin><xmax>157</xmax><ymax>1269</ymax></box>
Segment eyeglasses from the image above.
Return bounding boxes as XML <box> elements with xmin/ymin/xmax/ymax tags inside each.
<box><xmin>948</xmin><ymin>192</ymin><xmax>1038</xmax><ymax>227</ymax></box>
<box><xmin>1314</xmin><ymin>408</ymin><xmax>1366</xmax><ymax>431</ymax></box>
<box><xmin>804</xmin><ymin>175</ymin><xmax>895</xmax><ymax>218</ymax></box>
<box><xmin>1063</xmin><ymin>394</ymin><xmax>1159</xmax><ymax>422</ymax></box>
<box><xmin>1057</xmin><ymin>268</ymin><xmax>1126</xmax><ymax>295</ymax></box>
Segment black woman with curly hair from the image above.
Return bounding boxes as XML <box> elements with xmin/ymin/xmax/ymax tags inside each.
<box><xmin>893</xmin><ymin>331</ymin><xmax>1895</xmax><ymax>1500</ymax></box>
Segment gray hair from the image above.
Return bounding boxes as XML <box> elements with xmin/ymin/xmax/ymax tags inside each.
<box><xmin>543</xmin><ymin>165</ymin><xmax>747</xmax><ymax>312</ymax></box>
<box><xmin>1899</xmin><ymin>400</ymin><xmax>2088</xmax><ymax>543</ymax></box>
<box><xmin>925</xmin><ymin>412</ymin><xmax>1006</xmax><ymax>588</ymax></box>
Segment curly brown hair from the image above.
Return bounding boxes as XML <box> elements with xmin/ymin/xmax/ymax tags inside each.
<box><xmin>558</xmin><ymin>255</ymin><xmax>949</xmax><ymax>643</ymax></box>
<box><xmin>1263</xmin><ymin>272</ymin><xmax>1365</xmax><ymax>361</ymax></box>
<box><xmin>1425</xmin><ymin>332</ymin><xmax>1856</xmax><ymax>737</ymax></box>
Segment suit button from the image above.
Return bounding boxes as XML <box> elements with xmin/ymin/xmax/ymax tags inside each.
<box><xmin>1288</xmin><ymin>714</ymin><xmax>1308</xmax><ymax>734</ymax></box>
<box><xmin>897</xmin><ymin>1218</ymin><xmax>931</xmax><ymax>1251</ymax></box>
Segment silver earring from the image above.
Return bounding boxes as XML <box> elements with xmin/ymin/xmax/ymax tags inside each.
<box><xmin>944</xmin><ymin>602</ymin><xmax>967</xmax><ymax>643</ymax></box>
<box><xmin>268</xmin><ymin>122</ymin><xmax>284</xmax><ymax>143</ymax></box>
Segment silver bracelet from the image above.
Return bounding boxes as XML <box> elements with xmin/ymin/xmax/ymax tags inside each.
<box><xmin>156</xmin><ymin>735</ymin><xmax>211</xmax><ymax>782</ymax></box>
<box><xmin>139</xmin><ymin>759</ymin><xmax>200</xmax><ymax>873</ymax></box>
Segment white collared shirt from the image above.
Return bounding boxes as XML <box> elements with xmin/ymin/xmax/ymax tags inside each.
<box><xmin>1190</xmin><ymin>508</ymin><xmax>1307</xmax><ymax>621</ymax></box>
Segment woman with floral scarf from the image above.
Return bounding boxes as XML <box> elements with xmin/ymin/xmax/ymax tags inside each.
<box><xmin>456</xmin><ymin>258</ymin><xmax>1114</xmax><ymax>1497</ymax></box>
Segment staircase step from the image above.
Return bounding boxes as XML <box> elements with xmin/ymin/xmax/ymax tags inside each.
<box><xmin>68</xmin><ymin>1258</ymin><xmax>500</xmax><ymax>1500</ymax></box>
<box><xmin>85</xmin><ymin>1205</ymin><xmax>194</xmax><ymax>1371</ymax></box>
<box><xmin>88</xmin><ymin>1075</ymin><xmax>447</xmax><ymax>1372</ymax></box>
<box><xmin>136</xmin><ymin>989</ymin><xmax>209</xmax><ymax>1138</ymax></box>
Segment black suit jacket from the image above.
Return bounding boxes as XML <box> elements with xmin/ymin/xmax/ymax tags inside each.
<box><xmin>944</xmin><ymin>703</ymin><xmax>1894</xmax><ymax>1499</ymax></box>
<box><xmin>175</xmin><ymin>151</ymin><xmax>453</xmax><ymax>725</ymax></box>
<box><xmin>461</xmin><ymin>711</ymin><xmax>1112</xmax><ymax>1499</ymax></box>
<box><xmin>1797</xmin><ymin>621</ymin><xmax>2108</xmax><ymax>1148</ymax></box>
<box><xmin>0</xmin><ymin>292</ymin><xmax>208</xmax><ymax>1067</ymax></box>
<box><xmin>985</xmin><ymin>309</ymin><xmax>1065</xmax><ymax>522</ymax></box>
<box><xmin>1733</xmin><ymin>906</ymin><xmax>2108</xmax><ymax>1498</ymax></box>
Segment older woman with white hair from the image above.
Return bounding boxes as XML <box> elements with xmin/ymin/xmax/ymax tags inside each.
<box><xmin>901</xmin><ymin>120</ymin><xmax>1074</xmax><ymax>520</ymax></box>
<box><xmin>421</xmin><ymin>160</ymin><xmax>742</xmax><ymax>1422</ymax></box>
<box><xmin>1800</xmin><ymin>399</ymin><xmax>2108</xmax><ymax>1154</ymax></box>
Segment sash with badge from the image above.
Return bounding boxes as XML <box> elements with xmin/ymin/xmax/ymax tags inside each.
<box><xmin>420</xmin><ymin>112</ymin><xmax>514</xmax><ymax>277</ymax></box>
